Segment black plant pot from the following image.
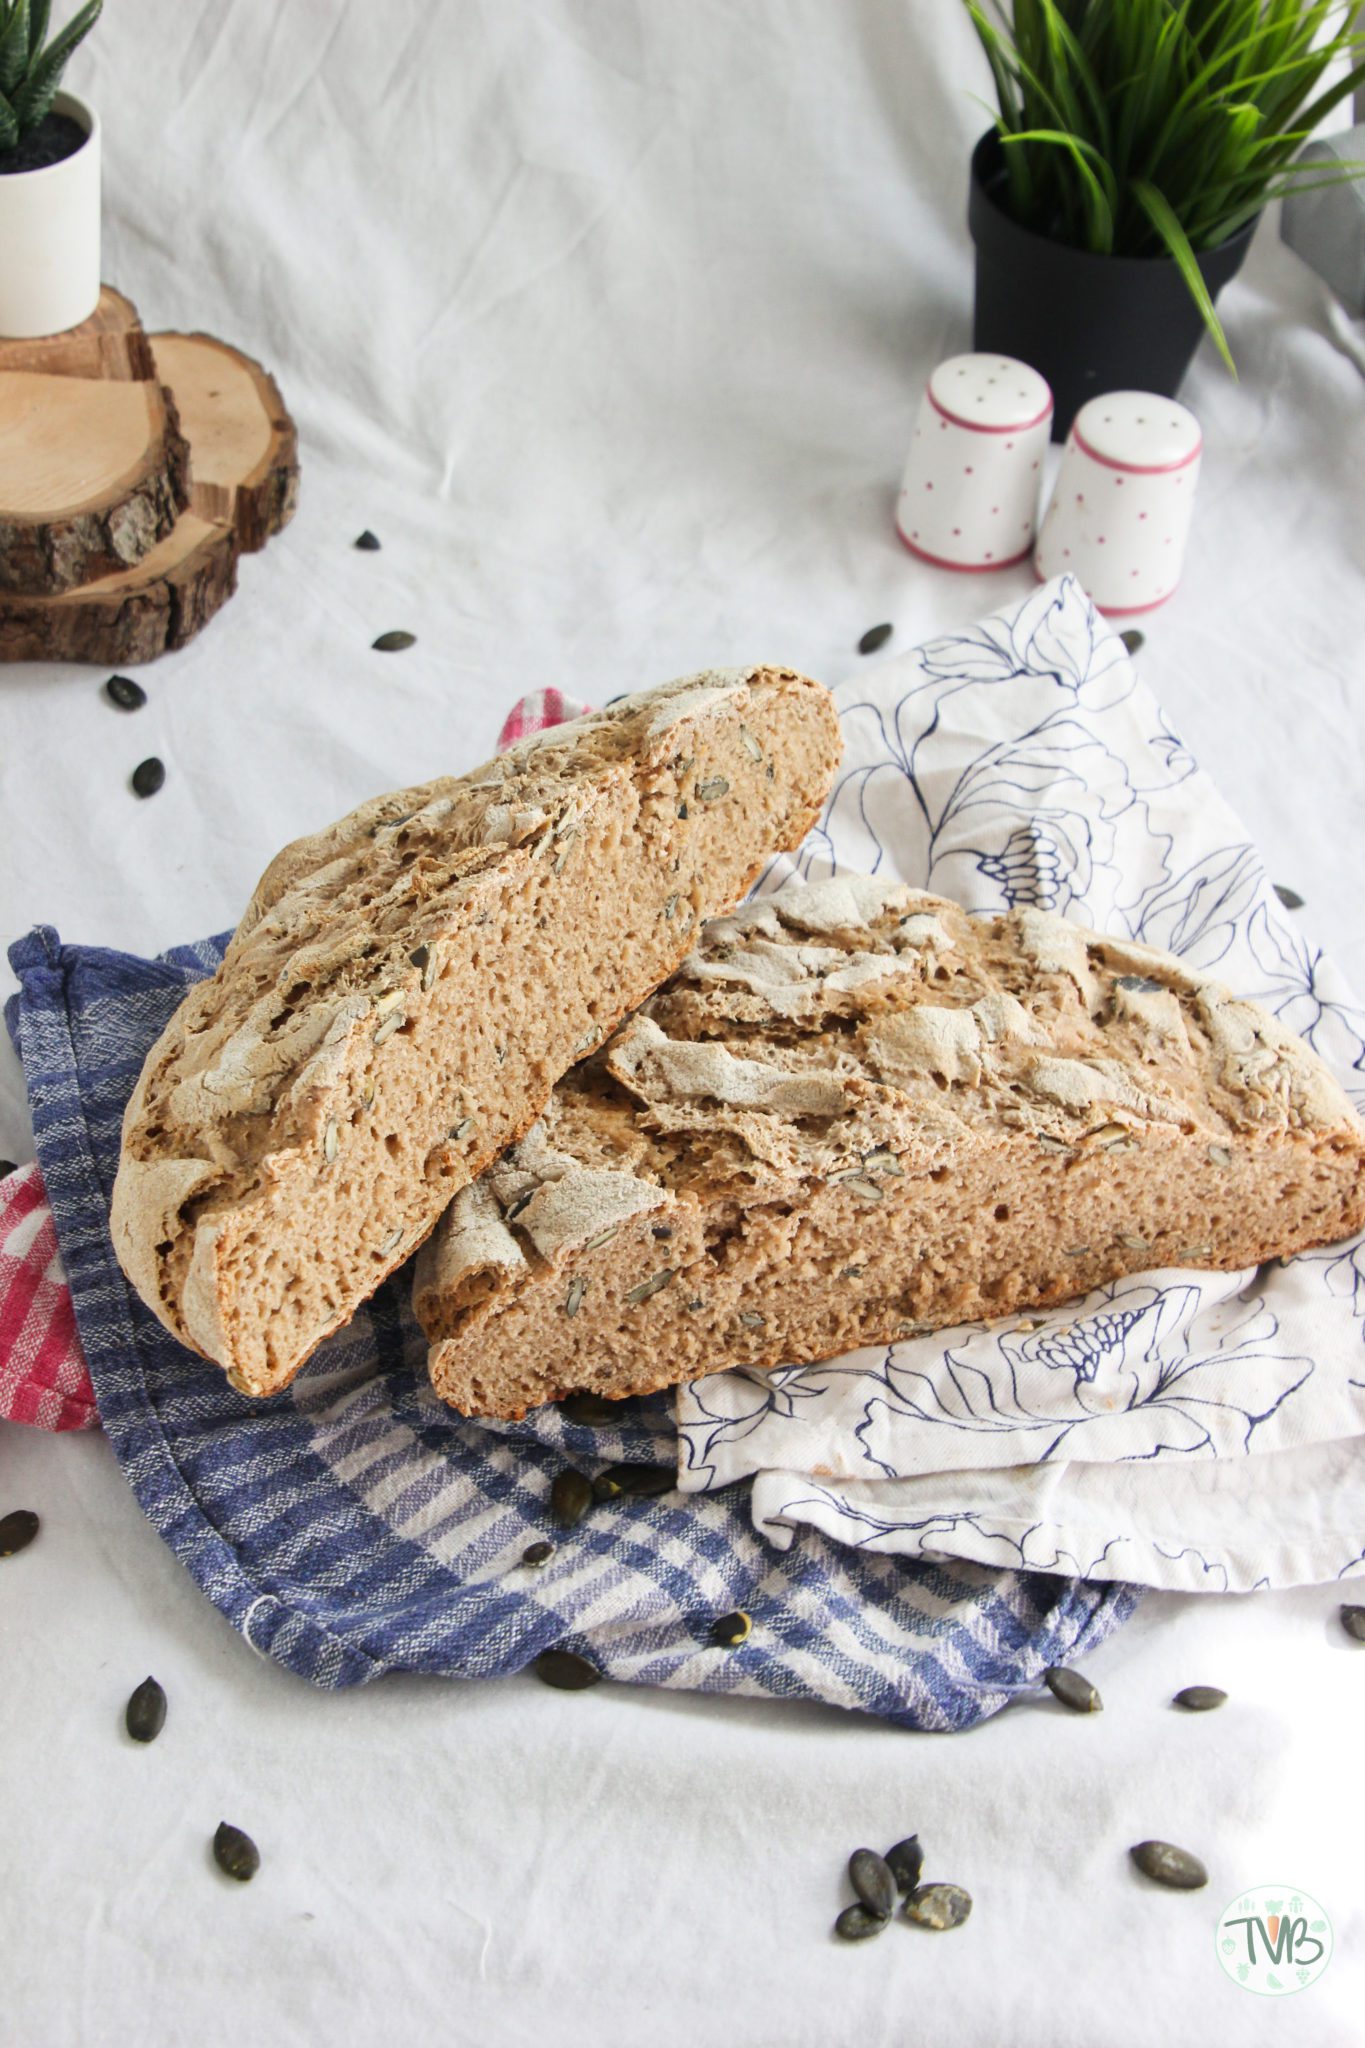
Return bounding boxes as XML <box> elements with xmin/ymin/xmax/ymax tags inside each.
<box><xmin>968</xmin><ymin>131</ymin><xmax>1257</xmax><ymax>440</ymax></box>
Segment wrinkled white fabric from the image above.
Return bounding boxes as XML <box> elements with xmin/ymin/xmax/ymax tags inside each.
<box><xmin>1</xmin><ymin>5</ymin><xmax>1362</xmax><ymax>2046</ymax></box>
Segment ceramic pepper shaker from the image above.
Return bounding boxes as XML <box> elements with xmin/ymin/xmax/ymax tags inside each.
<box><xmin>896</xmin><ymin>353</ymin><xmax>1053</xmax><ymax>571</ymax></box>
<box><xmin>1035</xmin><ymin>391</ymin><xmax>1201</xmax><ymax>614</ymax></box>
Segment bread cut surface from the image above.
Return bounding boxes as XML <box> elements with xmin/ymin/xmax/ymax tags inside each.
<box><xmin>111</xmin><ymin>665</ymin><xmax>841</xmax><ymax>1394</ymax></box>
<box><xmin>415</xmin><ymin>878</ymin><xmax>1365</xmax><ymax>1419</ymax></box>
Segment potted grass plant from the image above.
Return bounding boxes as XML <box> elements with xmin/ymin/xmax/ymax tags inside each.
<box><xmin>0</xmin><ymin>0</ymin><xmax>104</xmax><ymax>339</ymax></box>
<box><xmin>964</xmin><ymin>0</ymin><xmax>1365</xmax><ymax>435</ymax></box>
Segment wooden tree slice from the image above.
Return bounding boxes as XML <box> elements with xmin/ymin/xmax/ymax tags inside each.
<box><xmin>0</xmin><ymin>371</ymin><xmax>191</xmax><ymax>595</ymax></box>
<box><xmin>150</xmin><ymin>333</ymin><xmax>299</xmax><ymax>552</ymax></box>
<box><xmin>0</xmin><ymin>514</ymin><xmax>238</xmax><ymax>665</ymax></box>
<box><xmin>0</xmin><ymin>286</ymin><xmax>154</xmax><ymax>381</ymax></box>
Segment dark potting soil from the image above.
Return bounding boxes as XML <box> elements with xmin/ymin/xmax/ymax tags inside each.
<box><xmin>0</xmin><ymin>112</ymin><xmax>88</xmax><ymax>176</ymax></box>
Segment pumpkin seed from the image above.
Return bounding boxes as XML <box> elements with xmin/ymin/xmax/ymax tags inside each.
<box><xmin>105</xmin><ymin>674</ymin><xmax>146</xmax><ymax>711</ymax></box>
<box><xmin>1340</xmin><ymin>1604</ymin><xmax>1365</xmax><ymax>1642</ymax></box>
<box><xmin>1115</xmin><ymin>974</ymin><xmax>1162</xmax><ymax>994</ymax></box>
<box><xmin>533</xmin><ymin>1649</ymin><xmax>601</xmax><ymax>1691</ymax></box>
<box><xmin>1118</xmin><ymin>628</ymin><xmax>1144</xmax><ymax>655</ymax></box>
<box><xmin>0</xmin><ymin>1159</ymin><xmax>14</xmax><ymax>1179</ymax></box>
<box><xmin>552</xmin><ymin>831</ymin><xmax>577</xmax><ymax>876</ymax></box>
<box><xmin>676</xmin><ymin>801</ymin><xmax>689</xmax><ymax>819</ymax></box>
<box><xmin>839</xmin><ymin>1265</ymin><xmax>864</xmax><ymax>1280</ymax></box>
<box><xmin>1173</xmin><ymin>1685</ymin><xmax>1227</xmax><ymax>1712</ymax></box>
<box><xmin>0</xmin><ymin>1508</ymin><xmax>39</xmax><ymax>1557</ymax></box>
<box><xmin>550</xmin><ymin>1469</ymin><xmax>593</xmax><ymax>1527</ymax></box>
<box><xmin>1043</xmin><ymin>1664</ymin><xmax>1102</xmax><ymax>1713</ymax></box>
<box><xmin>372</xmin><ymin>630</ymin><xmax>416</xmax><ymax>652</ymax></box>
<box><xmin>841</xmin><ymin>1175</ymin><xmax>884</xmax><ymax>1204</ymax></box>
<box><xmin>834</xmin><ymin>1902</ymin><xmax>887</xmax><ymax>1942</ymax></box>
<box><xmin>623</xmin><ymin>1268</ymin><xmax>676</xmax><ymax>1305</ymax></box>
<box><xmin>1273</xmin><ymin>883</ymin><xmax>1304</xmax><ymax>910</ymax></box>
<box><xmin>683</xmin><ymin>1298</ymin><xmax>704</xmax><ymax>1313</ymax></box>
<box><xmin>409</xmin><ymin>942</ymin><xmax>435</xmax><ymax>988</ymax></box>
<box><xmin>885</xmin><ymin>1836</ymin><xmax>924</xmax><ymax>1895</ymax></box>
<box><xmin>858</xmin><ymin>622</ymin><xmax>893</xmax><ymax>655</ymax></box>
<box><xmin>1064</xmin><ymin>1246</ymin><xmax>1091</xmax><ymax>1258</ymax></box>
<box><xmin>131</xmin><ymin>757</ymin><xmax>165</xmax><ymax>798</ymax></box>
<box><xmin>1177</xmin><ymin>1245</ymin><xmax>1212</xmax><ymax>1262</ymax></box>
<box><xmin>124</xmin><ymin>1676</ymin><xmax>167</xmax><ymax>1744</ymax></box>
<box><xmin>521</xmin><ymin>1540</ymin><xmax>555</xmax><ymax>1567</ymax></box>
<box><xmin>373</xmin><ymin>1008</ymin><xmax>406</xmax><ymax>1045</ymax></box>
<box><xmin>738</xmin><ymin>1311</ymin><xmax>766</xmax><ymax>1330</ymax></box>
<box><xmin>711</xmin><ymin>1610</ymin><xmax>751</xmax><ymax>1647</ymax></box>
<box><xmin>863</xmin><ymin>1149</ymin><xmax>903</xmax><ymax>1176</ymax></box>
<box><xmin>596</xmin><ymin>1462</ymin><xmax>675</xmax><ymax>1500</ymax></box>
<box><xmin>1207</xmin><ymin>1144</ymin><xmax>1232</xmax><ymax>1168</ymax></box>
<box><xmin>354</xmin><ymin>530</ymin><xmax>382</xmax><ymax>551</ymax></box>
<box><xmin>213</xmin><ymin>1821</ymin><xmax>260</xmax><ymax>1882</ymax></box>
<box><xmin>849</xmin><ymin>1849</ymin><xmax>896</xmax><ymax>1919</ymax></box>
<box><xmin>378</xmin><ymin>1226</ymin><xmax>404</xmax><ymax>1257</ymax></box>
<box><xmin>506</xmin><ymin>1190</ymin><xmax>535</xmax><ymax>1221</ymax></box>
<box><xmin>561</xmin><ymin>1391</ymin><xmax>618</xmax><ymax>1426</ymax></box>
<box><xmin>663</xmin><ymin>894</ymin><xmax>678</xmax><ymax>920</ymax></box>
<box><xmin>905</xmin><ymin>1882</ymin><xmax>972</xmax><ymax>1930</ymax></box>
<box><xmin>696</xmin><ymin>778</ymin><xmax>730</xmax><ymax>804</ymax></box>
<box><xmin>739</xmin><ymin>725</ymin><xmax>763</xmax><ymax>761</ymax></box>
<box><xmin>1119</xmin><ymin>1234</ymin><xmax>1150</xmax><ymax>1253</ymax></box>
<box><xmin>323</xmin><ymin>1119</ymin><xmax>339</xmax><ymax>1164</ymax></box>
<box><xmin>1130</xmin><ymin>1840</ymin><xmax>1207</xmax><ymax>1890</ymax></box>
<box><xmin>449</xmin><ymin>1117</ymin><xmax>473</xmax><ymax>1142</ymax></box>
<box><xmin>563</xmin><ymin>1276</ymin><xmax>587</xmax><ymax>1319</ymax></box>
<box><xmin>1037</xmin><ymin>1133</ymin><xmax>1069</xmax><ymax>1152</ymax></box>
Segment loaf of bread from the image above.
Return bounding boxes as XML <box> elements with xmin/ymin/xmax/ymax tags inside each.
<box><xmin>414</xmin><ymin>876</ymin><xmax>1365</xmax><ymax>1419</ymax></box>
<box><xmin>111</xmin><ymin>666</ymin><xmax>841</xmax><ymax>1395</ymax></box>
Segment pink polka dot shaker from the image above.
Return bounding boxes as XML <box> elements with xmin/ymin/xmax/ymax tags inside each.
<box><xmin>1035</xmin><ymin>391</ymin><xmax>1201</xmax><ymax>614</ymax></box>
<box><xmin>897</xmin><ymin>353</ymin><xmax>1052</xmax><ymax>571</ymax></box>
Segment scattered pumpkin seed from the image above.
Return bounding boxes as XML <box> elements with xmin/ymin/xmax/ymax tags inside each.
<box><xmin>375</xmin><ymin>987</ymin><xmax>406</xmax><ymax>1015</ymax></box>
<box><xmin>863</xmin><ymin>1149</ymin><xmax>903</xmax><ymax>1175</ymax></box>
<box><xmin>0</xmin><ymin>1508</ymin><xmax>39</xmax><ymax>1557</ymax></box>
<box><xmin>1207</xmin><ymin>1144</ymin><xmax>1232</xmax><ymax>1168</ymax></box>
<box><xmin>372</xmin><ymin>630</ymin><xmax>416</xmax><ymax>652</ymax></box>
<box><xmin>858</xmin><ymin>622</ymin><xmax>893</xmax><ymax>655</ymax></box>
<box><xmin>1340</xmin><ymin>1604</ymin><xmax>1365</xmax><ymax>1642</ymax></box>
<box><xmin>1118</xmin><ymin>628</ymin><xmax>1144</xmax><ymax>655</ymax></box>
<box><xmin>582</xmin><ymin>1227</ymin><xmax>619</xmax><ymax>1254</ymax></box>
<box><xmin>1043</xmin><ymin>1665</ymin><xmax>1102</xmax><ymax>1713</ymax></box>
<box><xmin>663</xmin><ymin>894</ymin><xmax>679</xmax><ymax>920</ymax></box>
<box><xmin>449</xmin><ymin>1117</ymin><xmax>473</xmax><ymax>1142</ymax></box>
<box><xmin>563</xmin><ymin>1276</ymin><xmax>587</xmax><ymax>1319</ymax></box>
<box><xmin>550</xmin><ymin>1469</ymin><xmax>593</xmax><ymax>1527</ymax></box>
<box><xmin>848</xmin><ymin>1849</ymin><xmax>896</xmax><ymax>1919</ymax></box>
<box><xmin>1115</xmin><ymin>974</ymin><xmax>1162</xmax><ymax>994</ymax></box>
<box><xmin>1130</xmin><ymin>1840</ymin><xmax>1207</xmax><ymax>1890</ymax></box>
<box><xmin>131</xmin><ymin>757</ymin><xmax>165</xmax><ymax>798</ymax></box>
<box><xmin>561</xmin><ymin>1391</ymin><xmax>618</xmax><ymax>1426</ymax></box>
<box><xmin>841</xmin><ymin>1175</ymin><xmax>885</xmax><ymax>1204</ymax></box>
<box><xmin>213</xmin><ymin>1821</ymin><xmax>261</xmax><ymax>1882</ymax></box>
<box><xmin>738</xmin><ymin>1311</ymin><xmax>766</xmax><ymax>1330</ymax></box>
<box><xmin>323</xmin><ymin>1119</ymin><xmax>339</xmax><ymax>1164</ymax></box>
<box><xmin>696</xmin><ymin>778</ymin><xmax>730</xmax><ymax>803</ymax></box>
<box><xmin>597</xmin><ymin>1462</ymin><xmax>675</xmax><ymax>1500</ymax></box>
<box><xmin>839</xmin><ymin>1265</ymin><xmax>864</xmax><ymax>1280</ymax></box>
<box><xmin>552</xmin><ymin>831</ymin><xmax>577</xmax><ymax>876</ymax></box>
<box><xmin>905</xmin><ymin>1882</ymin><xmax>972</xmax><ymax>1930</ymax></box>
<box><xmin>739</xmin><ymin>725</ymin><xmax>763</xmax><ymax>761</ymax></box>
<box><xmin>409</xmin><ymin>942</ymin><xmax>431</xmax><ymax>980</ymax></box>
<box><xmin>683</xmin><ymin>1298</ymin><xmax>704</xmax><ymax>1313</ymax></box>
<box><xmin>378</xmin><ymin>1226</ymin><xmax>404</xmax><ymax>1258</ymax></box>
<box><xmin>711</xmin><ymin>1610</ymin><xmax>751</xmax><ymax>1647</ymax></box>
<box><xmin>885</xmin><ymin>1836</ymin><xmax>924</xmax><ymax>1895</ymax></box>
<box><xmin>522</xmin><ymin>1540</ymin><xmax>555</xmax><ymax>1567</ymax></box>
<box><xmin>1064</xmin><ymin>1246</ymin><xmax>1091</xmax><ymax>1258</ymax></box>
<box><xmin>124</xmin><ymin>1676</ymin><xmax>167</xmax><ymax>1744</ymax></box>
<box><xmin>1172</xmin><ymin>1685</ymin><xmax>1227</xmax><ymax>1712</ymax></box>
<box><xmin>623</xmin><ymin>1268</ymin><xmax>676</xmax><ymax>1306</ymax></box>
<box><xmin>651</xmin><ymin>1224</ymin><xmax>673</xmax><ymax>1240</ymax></box>
<box><xmin>1119</xmin><ymin>1234</ymin><xmax>1150</xmax><ymax>1253</ymax></box>
<box><xmin>533</xmin><ymin>1649</ymin><xmax>601</xmax><ymax>1691</ymax></box>
<box><xmin>0</xmin><ymin>1159</ymin><xmax>14</xmax><ymax>1180</ymax></box>
<box><xmin>373</xmin><ymin>1008</ymin><xmax>406</xmax><ymax>1045</ymax></box>
<box><xmin>1273</xmin><ymin>883</ymin><xmax>1304</xmax><ymax>910</ymax></box>
<box><xmin>1177</xmin><ymin>1245</ymin><xmax>1212</xmax><ymax>1262</ymax></box>
<box><xmin>1037</xmin><ymin>1133</ymin><xmax>1070</xmax><ymax>1153</ymax></box>
<box><xmin>834</xmin><ymin>1902</ymin><xmax>887</xmax><ymax>1942</ymax></box>
<box><xmin>506</xmin><ymin>1189</ymin><xmax>535</xmax><ymax>1221</ymax></box>
<box><xmin>354</xmin><ymin>530</ymin><xmax>382</xmax><ymax>551</ymax></box>
<box><xmin>105</xmin><ymin>674</ymin><xmax>146</xmax><ymax>711</ymax></box>
<box><xmin>676</xmin><ymin>801</ymin><xmax>689</xmax><ymax>820</ymax></box>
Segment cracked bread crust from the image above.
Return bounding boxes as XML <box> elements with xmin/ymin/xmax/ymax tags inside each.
<box><xmin>416</xmin><ymin>878</ymin><xmax>1365</xmax><ymax>1420</ymax></box>
<box><xmin>110</xmin><ymin>665</ymin><xmax>841</xmax><ymax>1394</ymax></box>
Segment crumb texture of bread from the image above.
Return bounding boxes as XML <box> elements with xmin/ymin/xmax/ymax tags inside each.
<box><xmin>416</xmin><ymin>879</ymin><xmax>1365</xmax><ymax>1420</ymax></box>
<box><xmin>110</xmin><ymin>666</ymin><xmax>841</xmax><ymax>1394</ymax></box>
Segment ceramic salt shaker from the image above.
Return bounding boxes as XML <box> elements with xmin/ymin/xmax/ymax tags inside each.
<box><xmin>1035</xmin><ymin>391</ymin><xmax>1201</xmax><ymax>614</ymax></box>
<box><xmin>896</xmin><ymin>353</ymin><xmax>1053</xmax><ymax>571</ymax></box>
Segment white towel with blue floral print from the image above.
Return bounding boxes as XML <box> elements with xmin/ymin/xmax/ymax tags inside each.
<box><xmin>674</xmin><ymin>577</ymin><xmax>1365</xmax><ymax>1596</ymax></box>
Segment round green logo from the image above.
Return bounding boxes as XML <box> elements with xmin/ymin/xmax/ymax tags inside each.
<box><xmin>1216</xmin><ymin>1885</ymin><xmax>1332</xmax><ymax>1995</ymax></box>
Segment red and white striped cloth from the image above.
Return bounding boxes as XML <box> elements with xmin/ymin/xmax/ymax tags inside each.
<box><xmin>0</xmin><ymin>687</ymin><xmax>588</xmax><ymax>1435</ymax></box>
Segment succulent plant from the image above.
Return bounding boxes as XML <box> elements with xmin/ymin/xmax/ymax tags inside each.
<box><xmin>0</xmin><ymin>1</ymin><xmax>103</xmax><ymax>154</ymax></box>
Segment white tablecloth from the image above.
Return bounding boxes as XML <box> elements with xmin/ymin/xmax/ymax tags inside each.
<box><xmin>1</xmin><ymin>6</ymin><xmax>1361</xmax><ymax>2043</ymax></box>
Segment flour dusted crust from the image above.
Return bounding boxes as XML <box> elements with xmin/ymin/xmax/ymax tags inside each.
<box><xmin>111</xmin><ymin>665</ymin><xmax>842</xmax><ymax>1393</ymax></box>
<box><xmin>416</xmin><ymin>879</ymin><xmax>1365</xmax><ymax>1419</ymax></box>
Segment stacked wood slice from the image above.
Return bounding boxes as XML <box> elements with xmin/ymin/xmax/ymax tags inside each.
<box><xmin>0</xmin><ymin>286</ymin><xmax>298</xmax><ymax>665</ymax></box>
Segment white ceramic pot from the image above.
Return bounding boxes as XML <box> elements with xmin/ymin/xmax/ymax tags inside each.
<box><xmin>0</xmin><ymin>91</ymin><xmax>101</xmax><ymax>339</ymax></box>
<box><xmin>1035</xmin><ymin>391</ymin><xmax>1202</xmax><ymax>615</ymax></box>
<box><xmin>896</xmin><ymin>354</ymin><xmax>1053</xmax><ymax>571</ymax></box>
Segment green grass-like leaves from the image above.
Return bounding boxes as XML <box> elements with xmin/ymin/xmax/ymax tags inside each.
<box><xmin>0</xmin><ymin>0</ymin><xmax>102</xmax><ymax>154</ymax></box>
<box><xmin>965</xmin><ymin>0</ymin><xmax>1365</xmax><ymax>368</ymax></box>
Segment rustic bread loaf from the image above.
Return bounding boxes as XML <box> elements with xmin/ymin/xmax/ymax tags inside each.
<box><xmin>415</xmin><ymin>877</ymin><xmax>1365</xmax><ymax>1419</ymax></box>
<box><xmin>111</xmin><ymin>665</ymin><xmax>841</xmax><ymax>1395</ymax></box>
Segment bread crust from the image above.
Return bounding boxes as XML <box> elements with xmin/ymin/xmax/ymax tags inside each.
<box><xmin>111</xmin><ymin>666</ymin><xmax>842</xmax><ymax>1393</ymax></box>
<box><xmin>417</xmin><ymin>879</ymin><xmax>1365</xmax><ymax>1419</ymax></box>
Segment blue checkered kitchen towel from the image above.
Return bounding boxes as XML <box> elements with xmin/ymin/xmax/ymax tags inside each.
<box><xmin>4</xmin><ymin>586</ymin><xmax>1141</xmax><ymax>1729</ymax></box>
